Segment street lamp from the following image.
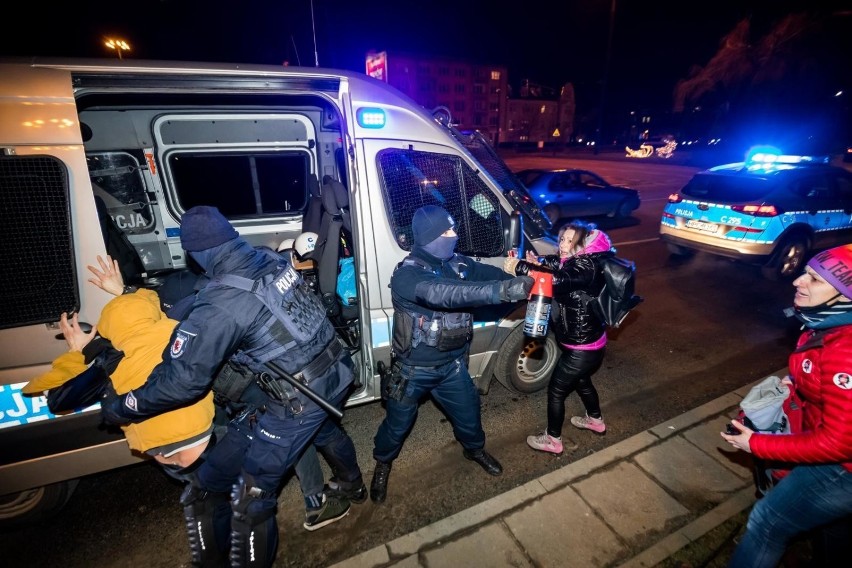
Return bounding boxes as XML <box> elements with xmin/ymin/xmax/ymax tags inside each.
<box><xmin>104</xmin><ymin>38</ymin><xmax>130</xmax><ymax>60</ymax></box>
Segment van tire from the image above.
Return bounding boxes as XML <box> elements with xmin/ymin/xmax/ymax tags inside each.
<box><xmin>495</xmin><ymin>325</ymin><xmax>558</xmax><ymax>393</ymax></box>
<box><xmin>0</xmin><ymin>480</ymin><xmax>79</xmax><ymax>530</ymax></box>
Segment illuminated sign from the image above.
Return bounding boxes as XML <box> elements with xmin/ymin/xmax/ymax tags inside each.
<box><xmin>366</xmin><ymin>52</ymin><xmax>388</xmax><ymax>82</ymax></box>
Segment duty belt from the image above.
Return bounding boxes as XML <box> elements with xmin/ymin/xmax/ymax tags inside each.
<box><xmin>293</xmin><ymin>339</ymin><xmax>342</xmax><ymax>384</ymax></box>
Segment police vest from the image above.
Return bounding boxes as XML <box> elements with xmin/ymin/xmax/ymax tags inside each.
<box><xmin>212</xmin><ymin>260</ymin><xmax>335</xmax><ymax>376</ymax></box>
<box><xmin>392</xmin><ymin>255</ymin><xmax>473</xmax><ymax>355</ymax></box>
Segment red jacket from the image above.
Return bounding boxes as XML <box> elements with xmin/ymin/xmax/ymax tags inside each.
<box><xmin>750</xmin><ymin>324</ymin><xmax>852</xmax><ymax>472</ymax></box>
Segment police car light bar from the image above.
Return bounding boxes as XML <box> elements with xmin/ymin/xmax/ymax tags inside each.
<box><xmin>747</xmin><ymin>152</ymin><xmax>829</xmax><ymax>166</ymax></box>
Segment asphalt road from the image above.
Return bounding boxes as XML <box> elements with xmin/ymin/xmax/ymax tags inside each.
<box><xmin>0</xmin><ymin>156</ymin><xmax>802</xmax><ymax>568</ymax></box>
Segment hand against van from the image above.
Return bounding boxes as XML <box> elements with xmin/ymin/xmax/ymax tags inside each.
<box><xmin>87</xmin><ymin>255</ymin><xmax>124</xmax><ymax>296</ymax></box>
<box><xmin>60</xmin><ymin>312</ymin><xmax>96</xmax><ymax>352</ymax></box>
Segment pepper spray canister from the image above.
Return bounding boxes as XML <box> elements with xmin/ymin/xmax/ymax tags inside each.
<box><xmin>523</xmin><ymin>270</ymin><xmax>553</xmax><ymax>338</ymax></box>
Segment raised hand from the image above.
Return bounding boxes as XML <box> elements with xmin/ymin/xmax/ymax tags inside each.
<box><xmin>60</xmin><ymin>312</ymin><xmax>97</xmax><ymax>352</ymax></box>
<box><xmin>87</xmin><ymin>255</ymin><xmax>125</xmax><ymax>296</ymax></box>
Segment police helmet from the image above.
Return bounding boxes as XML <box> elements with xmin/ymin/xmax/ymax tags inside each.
<box><xmin>294</xmin><ymin>232</ymin><xmax>318</xmax><ymax>259</ymax></box>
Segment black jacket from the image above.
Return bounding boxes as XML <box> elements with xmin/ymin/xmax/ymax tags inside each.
<box><xmin>391</xmin><ymin>247</ymin><xmax>512</xmax><ymax>366</ymax></box>
<box><xmin>515</xmin><ymin>252</ymin><xmax>610</xmax><ymax>345</ymax></box>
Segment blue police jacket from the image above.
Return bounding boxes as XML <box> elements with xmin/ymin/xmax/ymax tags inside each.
<box><xmin>119</xmin><ymin>238</ymin><xmax>349</xmax><ymax>417</ymax></box>
<box><xmin>391</xmin><ymin>247</ymin><xmax>513</xmax><ymax>367</ymax></box>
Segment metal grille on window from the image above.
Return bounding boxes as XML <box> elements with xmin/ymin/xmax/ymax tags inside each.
<box><xmin>378</xmin><ymin>149</ymin><xmax>503</xmax><ymax>257</ymax></box>
<box><xmin>0</xmin><ymin>156</ymin><xmax>78</xmax><ymax>329</ymax></box>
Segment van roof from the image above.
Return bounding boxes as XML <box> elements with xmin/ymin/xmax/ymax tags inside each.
<box><xmin>2</xmin><ymin>56</ymin><xmax>426</xmax><ymax>109</ymax></box>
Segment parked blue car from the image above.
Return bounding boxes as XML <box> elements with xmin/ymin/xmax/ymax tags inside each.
<box><xmin>515</xmin><ymin>168</ymin><xmax>641</xmax><ymax>225</ymax></box>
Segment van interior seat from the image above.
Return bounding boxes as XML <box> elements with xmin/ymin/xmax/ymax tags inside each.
<box><xmin>309</xmin><ymin>176</ymin><xmax>359</xmax><ymax>348</ymax></box>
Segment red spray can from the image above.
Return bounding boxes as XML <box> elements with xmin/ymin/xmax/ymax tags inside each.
<box><xmin>523</xmin><ymin>271</ymin><xmax>553</xmax><ymax>338</ymax></box>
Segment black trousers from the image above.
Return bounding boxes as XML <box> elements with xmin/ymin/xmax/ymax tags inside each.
<box><xmin>546</xmin><ymin>346</ymin><xmax>605</xmax><ymax>438</ymax></box>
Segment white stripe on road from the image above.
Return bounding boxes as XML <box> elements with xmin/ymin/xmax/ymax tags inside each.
<box><xmin>613</xmin><ymin>237</ymin><xmax>660</xmax><ymax>247</ymax></box>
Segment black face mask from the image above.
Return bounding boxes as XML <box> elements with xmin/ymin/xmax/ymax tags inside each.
<box><xmin>421</xmin><ymin>235</ymin><xmax>458</xmax><ymax>260</ymax></box>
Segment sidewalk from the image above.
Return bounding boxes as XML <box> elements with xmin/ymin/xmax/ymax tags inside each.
<box><xmin>330</xmin><ymin>373</ymin><xmax>787</xmax><ymax>568</ymax></box>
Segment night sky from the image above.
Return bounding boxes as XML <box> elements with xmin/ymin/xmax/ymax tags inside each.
<box><xmin>2</xmin><ymin>0</ymin><xmax>850</xmax><ymax>146</ymax></box>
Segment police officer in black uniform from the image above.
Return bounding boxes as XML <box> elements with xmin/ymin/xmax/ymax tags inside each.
<box><xmin>370</xmin><ymin>205</ymin><xmax>533</xmax><ymax>503</ymax></box>
<box><xmin>102</xmin><ymin>206</ymin><xmax>362</xmax><ymax>568</ymax></box>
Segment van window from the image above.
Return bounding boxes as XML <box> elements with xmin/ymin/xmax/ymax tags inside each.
<box><xmin>87</xmin><ymin>153</ymin><xmax>155</xmax><ymax>235</ymax></box>
<box><xmin>0</xmin><ymin>156</ymin><xmax>78</xmax><ymax>329</ymax></box>
<box><xmin>378</xmin><ymin>149</ymin><xmax>503</xmax><ymax>257</ymax></box>
<box><xmin>168</xmin><ymin>151</ymin><xmax>309</xmax><ymax>217</ymax></box>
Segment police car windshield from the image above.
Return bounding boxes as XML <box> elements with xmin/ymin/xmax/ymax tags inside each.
<box><xmin>682</xmin><ymin>173</ymin><xmax>771</xmax><ymax>202</ymax></box>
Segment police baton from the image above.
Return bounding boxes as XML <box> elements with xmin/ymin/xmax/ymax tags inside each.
<box><xmin>263</xmin><ymin>361</ymin><xmax>343</xmax><ymax>419</ymax></box>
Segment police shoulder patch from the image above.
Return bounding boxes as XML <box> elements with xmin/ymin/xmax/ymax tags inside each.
<box><xmin>170</xmin><ymin>328</ymin><xmax>197</xmax><ymax>359</ymax></box>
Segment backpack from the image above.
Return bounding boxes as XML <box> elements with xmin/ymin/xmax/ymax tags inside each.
<box><xmin>582</xmin><ymin>256</ymin><xmax>643</xmax><ymax>328</ymax></box>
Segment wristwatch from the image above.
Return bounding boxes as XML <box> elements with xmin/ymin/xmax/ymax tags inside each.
<box><xmin>122</xmin><ymin>285</ymin><xmax>138</xmax><ymax>295</ymax></box>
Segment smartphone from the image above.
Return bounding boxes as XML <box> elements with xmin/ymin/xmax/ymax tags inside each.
<box><xmin>725</xmin><ymin>423</ymin><xmax>739</xmax><ymax>435</ymax></box>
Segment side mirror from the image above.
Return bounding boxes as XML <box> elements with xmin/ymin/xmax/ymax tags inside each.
<box><xmin>504</xmin><ymin>210</ymin><xmax>521</xmax><ymax>252</ymax></box>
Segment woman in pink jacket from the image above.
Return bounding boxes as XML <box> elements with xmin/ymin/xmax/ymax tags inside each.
<box><xmin>722</xmin><ymin>244</ymin><xmax>852</xmax><ymax>567</ymax></box>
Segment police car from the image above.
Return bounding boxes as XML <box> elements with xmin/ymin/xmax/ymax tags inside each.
<box><xmin>660</xmin><ymin>151</ymin><xmax>852</xmax><ymax>279</ymax></box>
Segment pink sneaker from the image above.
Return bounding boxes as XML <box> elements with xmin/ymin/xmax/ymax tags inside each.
<box><xmin>570</xmin><ymin>415</ymin><xmax>606</xmax><ymax>434</ymax></box>
<box><xmin>526</xmin><ymin>432</ymin><xmax>563</xmax><ymax>454</ymax></box>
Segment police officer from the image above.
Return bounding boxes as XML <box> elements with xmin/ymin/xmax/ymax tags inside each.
<box><xmin>370</xmin><ymin>205</ymin><xmax>534</xmax><ymax>503</ymax></box>
<box><xmin>102</xmin><ymin>206</ymin><xmax>363</xmax><ymax>567</ymax></box>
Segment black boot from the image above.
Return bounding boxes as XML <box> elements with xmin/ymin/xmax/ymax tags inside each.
<box><xmin>370</xmin><ymin>461</ymin><xmax>392</xmax><ymax>503</ymax></box>
<box><xmin>463</xmin><ymin>448</ymin><xmax>503</xmax><ymax>476</ymax></box>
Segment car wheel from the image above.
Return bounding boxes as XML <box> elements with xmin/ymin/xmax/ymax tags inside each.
<box><xmin>666</xmin><ymin>243</ymin><xmax>695</xmax><ymax>257</ymax></box>
<box><xmin>542</xmin><ymin>204</ymin><xmax>560</xmax><ymax>226</ymax></box>
<box><xmin>0</xmin><ymin>480</ymin><xmax>79</xmax><ymax>530</ymax></box>
<box><xmin>614</xmin><ymin>199</ymin><xmax>634</xmax><ymax>218</ymax></box>
<box><xmin>494</xmin><ymin>325</ymin><xmax>558</xmax><ymax>394</ymax></box>
<box><xmin>762</xmin><ymin>235</ymin><xmax>808</xmax><ymax>281</ymax></box>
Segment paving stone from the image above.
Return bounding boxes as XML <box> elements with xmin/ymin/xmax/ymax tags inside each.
<box><xmin>423</xmin><ymin>523</ymin><xmax>532</xmax><ymax>567</ymax></box>
<box><xmin>504</xmin><ymin>485</ymin><xmax>623</xmax><ymax>567</ymax></box>
<box><xmin>634</xmin><ymin>436</ymin><xmax>749</xmax><ymax>506</ymax></box>
<box><xmin>682</xmin><ymin>420</ymin><xmax>753</xmax><ymax>479</ymax></box>
<box><xmin>573</xmin><ymin>461</ymin><xmax>689</xmax><ymax>542</ymax></box>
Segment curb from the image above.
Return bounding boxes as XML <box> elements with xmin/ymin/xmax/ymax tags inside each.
<box><xmin>331</xmin><ymin>371</ymin><xmax>785</xmax><ymax>568</ymax></box>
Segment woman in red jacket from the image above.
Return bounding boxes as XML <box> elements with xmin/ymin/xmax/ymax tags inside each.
<box><xmin>722</xmin><ymin>244</ymin><xmax>852</xmax><ymax>568</ymax></box>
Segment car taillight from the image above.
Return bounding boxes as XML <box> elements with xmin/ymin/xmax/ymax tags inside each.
<box><xmin>730</xmin><ymin>204</ymin><xmax>782</xmax><ymax>217</ymax></box>
<box><xmin>667</xmin><ymin>193</ymin><xmax>682</xmax><ymax>203</ymax></box>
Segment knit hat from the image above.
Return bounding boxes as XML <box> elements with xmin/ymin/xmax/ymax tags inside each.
<box><xmin>807</xmin><ymin>245</ymin><xmax>852</xmax><ymax>299</ymax></box>
<box><xmin>180</xmin><ymin>206</ymin><xmax>239</xmax><ymax>252</ymax></box>
<box><xmin>412</xmin><ymin>205</ymin><xmax>455</xmax><ymax>246</ymax></box>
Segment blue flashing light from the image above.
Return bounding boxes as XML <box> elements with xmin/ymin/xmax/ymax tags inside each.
<box><xmin>357</xmin><ymin>107</ymin><xmax>386</xmax><ymax>129</ymax></box>
<box><xmin>743</xmin><ymin>148</ymin><xmax>830</xmax><ymax>173</ymax></box>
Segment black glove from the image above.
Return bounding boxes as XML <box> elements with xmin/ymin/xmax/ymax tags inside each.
<box><xmin>514</xmin><ymin>260</ymin><xmax>554</xmax><ymax>277</ymax></box>
<box><xmin>499</xmin><ymin>275</ymin><xmax>534</xmax><ymax>302</ymax></box>
<box><xmin>100</xmin><ymin>382</ymin><xmax>133</xmax><ymax>426</ymax></box>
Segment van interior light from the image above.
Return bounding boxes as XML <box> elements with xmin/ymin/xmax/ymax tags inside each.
<box><xmin>357</xmin><ymin>108</ymin><xmax>386</xmax><ymax>128</ymax></box>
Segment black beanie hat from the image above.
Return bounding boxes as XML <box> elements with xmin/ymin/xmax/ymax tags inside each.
<box><xmin>412</xmin><ymin>205</ymin><xmax>455</xmax><ymax>246</ymax></box>
<box><xmin>180</xmin><ymin>206</ymin><xmax>239</xmax><ymax>252</ymax></box>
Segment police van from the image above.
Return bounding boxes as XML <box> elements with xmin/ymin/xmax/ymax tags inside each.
<box><xmin>0</xmin><ymin>58</ymin><xmax>558</xmax><ymax>526</ymax></box>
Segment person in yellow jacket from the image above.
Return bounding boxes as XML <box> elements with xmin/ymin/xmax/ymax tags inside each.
<box><xmin>23</xmin><ymin>255</ymin><xmax>215</xmax><ymax>468</ymax></box>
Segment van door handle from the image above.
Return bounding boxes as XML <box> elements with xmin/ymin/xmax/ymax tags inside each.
<box><xmin>55</xmin><ymin>321</ymin><xmax>93</xmax><ymax>340</ymax></box>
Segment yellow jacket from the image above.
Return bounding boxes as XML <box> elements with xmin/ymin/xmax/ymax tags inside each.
<box><xmin>24</xmin><ymin>289</ymin><xmax>214</xmax><ymax>453</ymax></box>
